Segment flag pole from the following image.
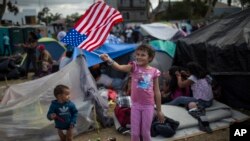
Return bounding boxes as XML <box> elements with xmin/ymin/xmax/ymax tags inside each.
<box><xmin>91</xmin><ymin>51</ymin><xmax>100</xmax><ymax>57</ymax></box>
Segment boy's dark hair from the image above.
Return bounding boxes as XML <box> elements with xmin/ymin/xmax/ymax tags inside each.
<box><xmin>54</xmin><ymin>84</ymin><xmax>69</xmax><ymax>98</ymax></box>
<box><xmin>136</xmin><ymin>44</ymin><xmax>155</xmax><ymax>62</ymax></box>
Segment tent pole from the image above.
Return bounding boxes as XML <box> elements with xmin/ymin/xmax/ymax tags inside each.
<box><xmin>93</xmin><ymin>104</ymin><xmax>100</xmax><ymax>134</ymax></box>
<box><xmin>4</xmin><ymin>75</ymin><xmax>9</xmax><ymax>87</ymax></box>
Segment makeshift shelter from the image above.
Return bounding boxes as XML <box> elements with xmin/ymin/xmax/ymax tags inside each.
<box><xmin>83</xmin><ymin>43</ymin><xmax>137</xmax><ymax>67</ymax></box>
<box><xmin>38</xmin><ymin>37</ymin><xmax>66</xmax><ymax>61</ymax></box>
<box><xmin>80</xmin><ymin>42</ymin><xmax>175</xmax><ymax>81</ymax></box>
<box><xmin>0</xmin><ymin>56</ymin><xmax>112</xmax><ymax>141</ymax></box>
<box><xmin>173</xmin><ymin>8</ymin><xmax>250</xmax><ymax>109</ymax></box>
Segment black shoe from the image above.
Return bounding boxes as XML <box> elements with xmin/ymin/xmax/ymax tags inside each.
<box><xmin>165</xmin><ymin>117</ymin><xmax>180</xmax><ymax>130</ymax></box>
<box><xmin>189</xmin><ymin>108</ymin><xmax>205</xmax><ymax>119</ymax></box>
<box><xmin>117</xmin><ymin>127</ymin><xmax>130</xmax><ymax>134</ymax></box>
<box><xmin>198</xmin><ymin>119</ymin><xmax>212</xmax><ymax>134</ymax></box>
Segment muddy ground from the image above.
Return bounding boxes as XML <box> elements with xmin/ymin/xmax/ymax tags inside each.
<box><xmin>0</xmin><ymin>76</ymin><xmax>249</xmax><ymax>141</ymax></box>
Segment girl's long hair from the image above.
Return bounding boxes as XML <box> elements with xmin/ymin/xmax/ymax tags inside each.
<box><xmin>168</xmin><ymin>66</ymin><xmax>181</xmax><ymax>93</ymax></box>
<box><xmin>187</xmin><ymin>62</ymin><xmax>208</xmax><ymax>79</ymax></box>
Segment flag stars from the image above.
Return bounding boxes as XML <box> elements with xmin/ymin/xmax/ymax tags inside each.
<box><xmin>61</xmin><ymin>29</ymin><xmax>87</xmax><ymax>47</ymax></box>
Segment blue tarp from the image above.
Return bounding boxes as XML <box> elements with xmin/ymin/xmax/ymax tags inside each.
<box><xmin>73</xmin><ymin>43</ymin><xmax>137</xmax><ymax>67</ymax></box>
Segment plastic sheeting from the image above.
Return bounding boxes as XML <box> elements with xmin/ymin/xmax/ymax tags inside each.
<box><xmin>0</xmin><ymin>56</ymin><xmax>109</xmax><ymax>141</ymax></box>
<box><xmin>140</xmin><ymin>23</ymin><xmax>179</xmax><ymax>40</ymax></box>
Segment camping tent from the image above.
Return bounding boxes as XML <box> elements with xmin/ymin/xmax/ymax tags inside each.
<box><xmin>0</xmin><ymin>56</ymin><xmax>112</xmax><ymax>141</ymax></box>
<box><xmin>173</xmin><ymin>8</ymin><xmax>250</xmax><ymax>109</ymax></box>
<box><xmin>38</xmin><ymin>37</ymin><xmax>66</xmax><ymax>61</ymax></box>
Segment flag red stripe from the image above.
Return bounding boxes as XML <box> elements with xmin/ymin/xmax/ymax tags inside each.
<box><xmin>86</xmin><ymin>16</ymin><xmax>123</xmax><ymax>51</ymax></box>
<box><xmin>85</xmin><ymin>8</ymin><xmax>115</xmax><ymax>36</ymax></box>
<box><xmin>78</xmin><ymin>11</ymin><xmax>119</xmax><ymax>49</ymax></box>
<box><xmin>84</xmin><ymin>14</ymin><xmax>122</xmax><ymax>49</ymax></box>
<box><xmin>74</xmin><ymin>2</ymin><xmax>97</xmax><ymax>29</ymax></box>
<box><xmin>79</xmin><ymin>3</ymin><xmax>112</xmax><ymax>34</ymax></box>
<box><xmin>79</xmin><ymin>13</ymin><xmax>122</xmax><ymax>51</ymax></box>
<box><xmin>76</xmin><ymin>2</ymin><xmax>101</xmax><ymax>32</ymax></box>
<box><xmin>74</xmin><ymin>1</ymin><xmax>123</xmax><ymax>51</ymax></box>
<box><xmin>77</xmin><ymin>2</ymin><xmax>105</xmax><ymax>33</ymax></box>
<box><xmin>81</xmin><ymin>14</ymin><xmax>123</xmax><ymax>51</ymax></box>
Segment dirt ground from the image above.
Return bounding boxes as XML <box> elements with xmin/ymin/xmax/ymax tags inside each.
<box><xmin>0</xmin><ymin>76</ymin><xmax>249</xmax><ymax>141</ymax></box>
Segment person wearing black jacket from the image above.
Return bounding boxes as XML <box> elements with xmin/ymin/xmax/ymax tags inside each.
<box><xmin>18</xmin><ymin>31</ymin><xmax>38</xmax><ymax>78</ymax></box>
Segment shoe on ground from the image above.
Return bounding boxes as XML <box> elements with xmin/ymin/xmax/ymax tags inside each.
<box><xmin>117</xmin><ymin>127</ymin><xmax>130</xmax><ymax>134</ymax></box>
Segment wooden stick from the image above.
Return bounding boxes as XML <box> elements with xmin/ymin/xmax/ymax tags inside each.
<box><xmin>93</xmin><ymin>104</ymin><xmax>100</xmax><ymax>134</ymax></box>
<box><xmin>4</xmin><ymin>75</ymin><xmax>9</xmax><ymax>87</ymax></box>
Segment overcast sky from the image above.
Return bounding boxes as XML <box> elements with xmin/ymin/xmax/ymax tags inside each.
<box><xmin>16</xmin><ymin>0</ymin><xmax>96</xmax><ymax>17</ymax></box>
<box><xmin>15</xmin><ymin>0</ymin><xmax>159</xmax><ymax>17</ymax></box>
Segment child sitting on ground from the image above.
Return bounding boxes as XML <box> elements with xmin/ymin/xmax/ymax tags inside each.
<box><xmin>47</xmin><ymin>85</ymin><xmax>78</xmax><ymax>141</ymax></box>
<box><xmin>161</xmin><ymin>66</ymin><xmax>191</xmax><ymax>104</ymax></box>
<box><xmin>89</xmin><ymin>64</ymin><xmax>124</xmax><ymax>90</ymax></box>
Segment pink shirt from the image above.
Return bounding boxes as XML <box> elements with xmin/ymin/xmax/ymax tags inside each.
<box><xmin>130</xmin><ymin>61</ymin><xmax>160</xmax><ymax>105</ymax></box>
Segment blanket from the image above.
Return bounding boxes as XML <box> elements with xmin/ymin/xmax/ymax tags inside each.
<box><xmin>113</xmin><ymin>100</ymin><xmax>249</xmax><ymax>140</ymax></box>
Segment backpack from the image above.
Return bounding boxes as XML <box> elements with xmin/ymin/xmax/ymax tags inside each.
<box><xmin>114</xmin><ymin>105</ymin><xmax>131</xmax><ymax>127</ymax></box>
<box><xmin>151</xmin><ymin>116</ymin><xmax>180</xmax><ymax>137</ymax></box>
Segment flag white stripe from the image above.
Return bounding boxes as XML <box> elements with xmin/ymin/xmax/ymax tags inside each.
<box><xmin>86</xmin><ymin>15</ymin><xmax>122</xmax><ymax>51</ymax></box>
<box><xmin>77</xmin><ymin>9</ymin><xmax>116</xmax><ymax>49</ymax></box>
<box><xmin>79</xmin><ymin>3</ymin><xmax>105</xmax><ymax>33</ymax></box>
<box><xmin>78</xmin><ymin>12</ymin><xmax>119</xmax><ymax>49</ymax></box>
<box><xmin>80</xmin><ymin>4</ymin><xmax>114</xmax><ymax>35</ymax></box>
<box><xmin>79</xmin><ymin>14</ymin><xmax>122</xmax><ymax>51</ymax></box>
<box><xmin>75</xmin><ymin>2</ymin><xmax>101</xmax><ymax>31</ymax></box>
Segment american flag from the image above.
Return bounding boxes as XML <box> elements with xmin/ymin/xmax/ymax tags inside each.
<box><xmin>61</xmin><ymin>1</ymin><xmax>123</xmax><ymax>51</ymax></box>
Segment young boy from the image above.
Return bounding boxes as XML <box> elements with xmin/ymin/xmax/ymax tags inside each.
<box><xmin>47</xmin><ymin>85</ymin><xmax>78</xmax><ymax>141</ymax></box>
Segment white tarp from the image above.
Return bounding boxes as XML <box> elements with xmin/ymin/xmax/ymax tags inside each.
<box><xmin>0</xmin><ymin>56</ymin><xmax>109</xmax><ymax>141</ymax></box>
<box><xmin>140</xmin><ymin>23</ymin><xmax>179</xmax><ymax>40</ymax></box>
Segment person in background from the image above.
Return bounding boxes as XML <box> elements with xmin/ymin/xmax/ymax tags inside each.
<box><xmin>37</xmin><ymin>44</ymin><xmax>53</xmax><ymax>76</ymax></box>
<box><xmin>47</xmin><ymin>84</ymin><xmax>78</xmax><ymax>141</ymax></box>
<box><xmin>59</xmin><ymin>51</ymin><xmax>73</xmax><ymax>70</ymax></box>
<box><xmin>89</xmin><ymin>63</ymin><xmax>124</xmax><ymax>90</ymax></box>
<box><xmin>36</xmin><ymin>29</ymin><xmax>42</xmax><ymax>39</ymax></box>
<box><xmin>162</xmin><ymin>66</ymin><xmax>191</xmax><ymax>104</ymax></box>
<box><xmin>100</xmin><ymin>44</ymin><xmax>165</xmax><ymax>141</ymax></box>
<box><xmin>167</xmin><ymin>62</ymin><xmax>213</xmax><ymax>110</ymax></box>
<box><xmin>47</xmin><ymin>30</ymin><xmax>52</xmax><ymax>38</ymax></box>
<box><xmin>18</xmin><ymin>31</ymin><xmax>38</xmax><ymax>78</ymax></box>
<box><xmin>125</xmin><ymin>27</ymin><xmax>133</xmax><ymax>43</ymax></box>
<box><xmin>2</xmin><ymin>33</ymin><xmax>11</xmax><ymax>56</ymax></box>
<box><xmin>167</xmin><ymin>62</ymin><xmax>213</xmax><ymax>133</ymax></box>
<box><xmin>57</xmin><ymin>27</ymin><xmax>67</xmax><ymax>46</ymax></box>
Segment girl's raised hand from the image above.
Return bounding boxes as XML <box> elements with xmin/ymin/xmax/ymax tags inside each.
<box><xmin>175</xmin><ymin>71</ymin><xmax>181</xmax><ymax>77</ymax></box>
<box><xmin>100</xmin><ymin>54</ymin><xmax>110</xmax><ymax>62</ymax></box>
